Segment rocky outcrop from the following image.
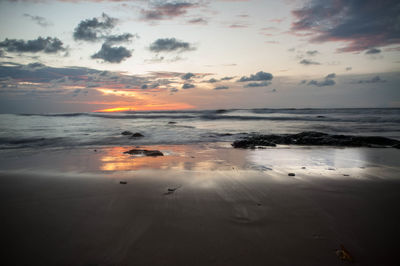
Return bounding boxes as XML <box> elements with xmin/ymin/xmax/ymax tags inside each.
<box><xmin>121</xmin><ymin>131</ymin><xmax>133</xmax><ymax>135</ymax></box>
<box><xmin>124</xmin><ymin>149</ymin><xmax>163</xmax><ymax>156</ymax></box>
<box><xmin>232</xmin><ymin>131</ymin><xmax>400</xmax><ymax>149</ymax></box>
<box><xmin>131</xmin><ymin>133</ymin><xmax>144</xmax><ymax>138</ymax></box>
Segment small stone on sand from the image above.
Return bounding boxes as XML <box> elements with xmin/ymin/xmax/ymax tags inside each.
<box><xmin>120</xmin><ymin>181</ymin><xmax>127</xmax><ymax>184</ymax></box>
<box><xmin>288</xmin><ymin>173</ymin><xmax>295</xmax><ymax>176</ymax></box>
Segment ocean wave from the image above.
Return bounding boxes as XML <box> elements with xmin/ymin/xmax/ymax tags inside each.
<box><xmin>15</xmin><ymin>112</ymin><xmax>400</xmax><ymax>123</ymax></box>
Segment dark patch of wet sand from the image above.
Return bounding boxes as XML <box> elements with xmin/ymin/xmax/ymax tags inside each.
<box><xmin>1</xmin><ymin>167</ymin><xmax>400</xmax><ymax>266</ymax></box>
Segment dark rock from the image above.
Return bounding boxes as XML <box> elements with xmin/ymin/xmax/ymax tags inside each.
<box><xmin>131</xmin><ymin>132</ymin><xmax>144</xmax><ymax>138</ymax></box>
<box><xmin>144</xmin><ymin>150</ymin><xmax>163</xmax><ymax>156</ymax></box>
<box><xmin>232</xmin><ymin>131</ymin><xmax>400</xmax><ymax>149</ymax></box>
<box><xmin>124</xmin><ymin>149</ymin><xmax>163</xmax><ymax>157</ymax></box>
<box><xmin>168</xmin><ymin>121</ymin><xmax>177</xmax><ymax>124</ymax></box>
<box><xmin>288</xmin><ymin>173</ymin><xmax>295</xmax><ymax>176</ymax></box>
<box><xmin>316</xmin><ymin>115</ymin><xmax>326</xmax><ymax>118</ymax></box>
<box><xmin>121</xmin><ymin>131</ymin><xmax>133</xmax><ymax>135</ymax></box>
<box><xmin>120</xmin><ymin>181</ymin><xmax>127</xmax><ymax>184</ymax></box>
<box><xmin>393</xmin><ymin>143</ymin><xmax>400</xmax><ymax>149</ymax></box>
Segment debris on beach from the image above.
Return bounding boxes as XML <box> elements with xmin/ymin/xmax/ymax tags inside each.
<box><xmin>168</xmin><ymin>121</ymin><xmax>177</xmax><ymax>124</ymax></box>
<box><xmin>336</xmin><ymin>244</ymin><xmax>354</xmax><ymax>262</ymax></box>
<box><xmin>301</xmin><ymin>167</ymin><xmax>306</xmax><ymax>169</ymax></box>
<box><xmin>124</xmin><ymin>149</ymin><xmax>163</xmax><ymax>157</ymax></box>
<box><xmin>164</xmin><ymin>185</ymin><xmax>181</xmax><ymax>195</ymax></box>
<box><xmin>232</xmin><ymin>131</ymin><xmax>400</xmax><ymax>149</ymax></box>
<box><xmin>120</xmin><ymin>181</ymin><xmax>127</xmax><ymax>184</ymax></box>
<box><xmin>288</xmin><ymin>173</ymin><xmax>295</xmax><ymax>176</ymax></box>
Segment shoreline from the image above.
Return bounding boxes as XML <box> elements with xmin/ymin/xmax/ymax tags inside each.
<box><xmin>1</xmin><ymin>144</ymin><xmax>400</xmax><ymax>265</ymax></box>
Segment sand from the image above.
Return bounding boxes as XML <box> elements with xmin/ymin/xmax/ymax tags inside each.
<box><xmin>1</xmin><ymin>144</ymin><xmax>400</xmax><ymax>265</ymax></box>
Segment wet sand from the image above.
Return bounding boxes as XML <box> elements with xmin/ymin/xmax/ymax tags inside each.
<box><xmin>1</xmin><ymin>144</ymin><xmax>400</xmax><ymax>265</ymax></box>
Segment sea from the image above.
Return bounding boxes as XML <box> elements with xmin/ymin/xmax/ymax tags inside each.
<box><xmin>1</xmin><ymin>108</ymin><xmax>400</xmax><ymax>150</ymax></box>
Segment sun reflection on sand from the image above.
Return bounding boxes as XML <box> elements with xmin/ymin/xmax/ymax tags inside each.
<box><xmin>98</xmin><ymin>144</ymin><xmax>244</xmax><ymax>172</ymax></box>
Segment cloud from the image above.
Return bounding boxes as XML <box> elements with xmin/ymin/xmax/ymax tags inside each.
<box><xmin>149</xmin><ymin>38</ymin><xmax>194</xmax><ymax>53</ymax></box>
<box><xmin>365</xmin><ymin>48</ymin><xmax>381</xmax><ymax>54</ymax></box>
<box><xmin>187</xmin><ymin>18</ymin><xmax>208</xmax><ymax>25</ymax></box>
<box><xmin>303</xmin><ymin>72</ymin><xmax>337</xmax><ymax>87</ymax></box>
<box><xmin>306</xmin><ymin>50</ymin><xmax>318</xmax><ymax>56</ymax></box>
<box><xmin>182</xmin><ymin>83</ymin><xmax>195</xmax><ymax>89</ymax></box>
<box><xmin>238</xmin><ymin>71</ymin><xmax>273</xmax><ymax>82</ymax></box>
<box><xmin>325</xmin><ymin>73</ymin><xmax>336</xmax><ymax>79</ymax></box>
<box><xmin>141</xmin><ymin>1</ymin><xmax>198</xmax><ymax>21</ymax></box>
<box><xmin>73</xmin><ymin>13</ymin><xmax>117</xmax><ymax>42</ymax></box>
<box><xmin>229</xmin><ymin>24</ymin><xmax>248</xmax><ymax>28</ymax></box>
<box><xmin>23</xmin><ymin>14</ymin><xmax>52</xmax><ymax>27</ymax></box>
<box><xmin>299</xmin><ymin>59</ymin><xmax>320</xmax><ymax>65</ymax></box>
<box><xmin>91</xmin><ymin>47</ymin><xmax>131</xmax><ymax>65</ymax></box>
<box><xmin>0</xmin><ymin>37</ymin><xmax>65</xmax><ymax>53</ymax></box>
<box><xmin>91</xmin><ymin>44</ymin><xmax>132</xmax><ymax>63</ymax></box>
<box><xmin>308</xmin><ymin>79</ymin><xmax>335</xmax><ymax>87</ymax></box>
<box><xmin>221</xmin><ymin>76</ymin><xmax>234</xmax><ymax>80</ymax></box>
<box><xmin>214</xmin><ymin>86</ymin><xmax>229</xmax><ymax>90</ymax></box>
<box><xmin>291</xmin><ymin>0</ymin><xmax>400</xmax><ymax>52</ymax></box>
<box><xmin>0</xmin><ymin>62</ymin><xmax>174</xmax><ymax>95</ymax></box>
<box><xmin>206</xmin><ymin>78</ymin><xmax>218</xmax><ymax>83</ymax></box>
<box><xmin>181</xmin><ymin>72</ymin><xmax>195</xmax><ymax>80</ymax></box>
<box><xmin>104</xmin><ymin>33</ymin><xmax>137</xmax><ymax>45</ymax></box>
<box><xmin>245</xmin><ymin>81</ymin><xmax>271</xmax><ymax>87</ymax></box>
<box><xmin>358</xmin><ymin>76</ymin><xmax>386</xmax><ymax>84</ymax></box>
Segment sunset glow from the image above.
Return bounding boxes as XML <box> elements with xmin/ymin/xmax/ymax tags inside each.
<box><xmin>0</xmin><ymin>0</ymin><xmax>399</xmax><ymax>113</ymax></box>
<box><xmin>94</xmin><ymin>103</ymin><xmax>195</xmax><ymax>112</ymax></box>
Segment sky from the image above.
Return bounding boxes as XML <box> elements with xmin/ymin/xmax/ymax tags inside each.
<box><xmin>0</xmin><ymin>0</ymin><xmax>399</xmax><ymax>113</ymax></box>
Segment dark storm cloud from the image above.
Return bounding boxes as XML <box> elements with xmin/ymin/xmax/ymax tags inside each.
<box><xmin>245</xmin><ymin>81</ymin><xmax>271</xmax><ymax>87</ymax></box>
<box><xmin>0</xmin><ymin>37</ymin><xmax>65</xmax><ymax>53</ymax></box>
<box><xmin>299</xmin><ymin>59</ymin><xmax>320</xmax><ymax>65</ymax></box>
<box><xmin>238</xmin><ymin>71</ymin><xmax>273</xmax><ymax>82</ymax></box>
<box><xmin>23</xmin><ymin>14</ymin><xmax>52</xmax><ymax>27</ymax></box>
<box><xmin>91</xmin><ymin>44</ymin><xmax>132</xmax><ymax>63</ymax></box>
<box><xmin>182</xmin><ymin>83</ymin><xmax>195</xmax><ymax>89</ymax></box>
<box><xmin>187</xmin><ymin>18</ymin><xmax>208</xmax><ymax>25</ymax></box>
<box><xmin>358</xmin><ymin>76</ymin><xmax>386</xmax><ymax>84</ymax></box>
<box><xmin>291</xmin><ymin>0</ymin><xmax>400</xmax><ymax>52</ymax></box>
<box><xmin>221</xmin><ymin>76</ymin><xmax>234</xmax><ymax>80</ymax></box>
<box><xmin>141</xmin><ymin>1</ymin><xmax>198</xmax><ymax>21</ymax></box>
<box><xmin>181</xmin><ymin>72</ymin><xmax>195</xmax><ymax>80</ymax></box>
<box><xmin>214</xmin><ymin>86</ymin><xmax>229</xmax><ymax>90</ymax></box>
<box><xmin>149</xmin><ymin>38</ymin><xmax>194</xmax><ymax>52</ymax></box>
<box><xmin>73</xmin><ymin>13</ymin><xmax>117</xmax><ymax>42</ymax></box>
<box><xmin>365</xmin><ymin>48</ymin><xmax>381</xmax><ymax>54</ymax></box>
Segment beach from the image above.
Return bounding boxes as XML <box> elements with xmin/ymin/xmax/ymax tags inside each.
<box><xmin>1</xmin><ymin>144</ymin><xmax>400</xmax><ymax>265</ymax></box>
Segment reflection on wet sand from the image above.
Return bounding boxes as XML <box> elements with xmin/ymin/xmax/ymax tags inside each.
<box><xmin>98</xmin><ymin>144</ymin><xmax>245</xmax><ymax>172</ymax></box>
